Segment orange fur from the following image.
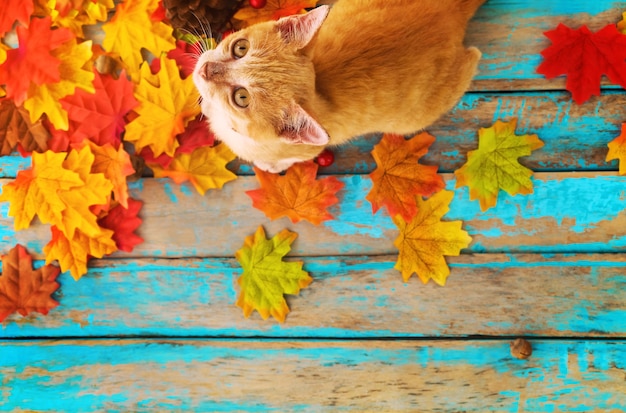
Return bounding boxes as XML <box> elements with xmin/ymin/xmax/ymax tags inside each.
<box><xmin>193</xmin><ymin>0</ymin><xmax>485</xmax><ymax>172</ymax></box>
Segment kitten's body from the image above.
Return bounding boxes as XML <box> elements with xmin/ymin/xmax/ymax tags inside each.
<box><xmin>193</xmin><ymin>0</ymin><xmax>485</xmax><ymax>172</ymax></box>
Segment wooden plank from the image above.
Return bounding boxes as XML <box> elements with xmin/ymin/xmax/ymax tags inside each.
<box><xmin>5</xmin><ymin>172</ymin><xmax>626</xmax><ymax>258</ymax></box>
<box><xmin>1</xmin><ymin>339</ymin><xmax>624</xmax><ymax>412</ymax></box>
<box><xmin>1</xmin><ymin>254</ymin><xmax>624</xmax><ymax>338</ymax></box>
<box><xmin>1</xmin><ymin>90</ymin><xmax>623</xmax><ymax>178</ymax></box>
<box><xmin>468</xmin><ymin>0</ymin><xmax>625</xmax><ymax>91</ymax></box>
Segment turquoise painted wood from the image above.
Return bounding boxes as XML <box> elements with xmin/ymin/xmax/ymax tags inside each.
<box><xmin>1</xmin><ymin>340</ymin><xmax>625</xmax><ymax>412</ymax></box>
<box><xmin>6</xmin><ymin>172</ymin><xmax>626</xmax><ymax>258</ymax></box>
<box><xmin>0</xmin><ymin>254</ymin><xmax>625</xmax><ymax>338</ymax></box>
<box><xmin>1</xmin><ymin>0</ymin><xmax>626</xmax><ymax>411</ymax></box>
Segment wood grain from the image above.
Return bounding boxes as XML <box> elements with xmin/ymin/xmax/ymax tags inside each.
<box><xmin>1</xmin><ymin>339</ymin><xmax>625</xmax><ymax>412</ymax></box>
<box><xmin>1</xmin><ymin>91</ymin><xmax>623</xmax><ymax>178</ymax></box>
<box><xmin>5</xmin><ymin>172</ymin><xmax>626</xmax><ymax>258</ymax></box>
<box><xmin>1</xmin><ymin>254</ymin><xmax>624</xmax><ymax>338</ymax></box>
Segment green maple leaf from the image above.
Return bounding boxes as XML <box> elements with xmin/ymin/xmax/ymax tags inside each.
<box><xmin>235</xmin><ymin>226</ymin><xmax>312</xmax><ymax>322</ymax></box>
<box><xmin>454</xmin><ymin>118</ymin><xmax>544</xmax><ymax>211</ymax></box>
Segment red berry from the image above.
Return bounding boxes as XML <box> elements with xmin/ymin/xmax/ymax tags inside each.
<box><xmin>315</xmin><ymin>149</ymin><xmax>335</xmax><ymax>167</ymax></box>
<box><xmin>249</xmin><ymin>0</ymin><xmax>267</xmax><ymax>8</ymax></box>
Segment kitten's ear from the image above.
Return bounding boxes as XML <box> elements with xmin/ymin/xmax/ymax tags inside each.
<box><xmin>279</xmin><ymin>104</ymin><xmax>329</xmax><ymax>146</ymax></box>
<box><xmin>276</xmin><ymin>5</ymin><xmax>330</xmax><ymax>49</ymax></box>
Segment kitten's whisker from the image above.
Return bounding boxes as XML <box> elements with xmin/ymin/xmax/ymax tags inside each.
<box><xmin>190</xmin><ymin>12</ymin><xmax>213</xmax><ymax>53</ymax></box>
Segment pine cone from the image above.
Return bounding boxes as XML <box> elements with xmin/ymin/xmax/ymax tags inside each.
<box><xmin>164</xmin><ymin>0</ymin><xmax>245</xmax><ymax>34</ymax></box>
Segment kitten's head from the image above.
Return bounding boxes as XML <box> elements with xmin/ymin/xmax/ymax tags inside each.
<box><xmin>193</xmin><ymin>6</ymin><xmax>330</xmax><ymax>147</ymax></box>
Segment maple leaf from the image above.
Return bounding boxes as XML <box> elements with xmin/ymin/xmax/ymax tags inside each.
<box><xmin>0</xmin><ymin>244</ymin><xmax>60</xmax><ymax>322</ymax></box>
<box><xmin>393</xmin><ymin>190</ymin><xmax>472</xmax><ymax>286</ymax></box>
<box><xmin>102</xmin><ymin>0</ymin><xmax>175</xmax><ymax>78</ymax></box>
<box><xmin>234</xmin><ymin>0</ymin><xmax>318</xmax><ymax>26</ymax></box>
<box><xmin>48</xmin><ymin>71</ymin><xmax>138</xmax><ymax>151</ymax></box>
<box><xmin>606</xmin><ymin>123</ymin><xmax>626</xmax><ymax>174</ymax></box>
<box><xmin>125</xmin><ymin>56</ymin><xmax>200</xmax><ymax>157</ymax></box>
<box><xmin>88</xmin><ymin>143</ymin><xmax>135</xmax><ymax>208</ymax></box>
<box><xmin>44</xmin><ymin>225</ymin><xmax>117</xmax><ymax>280</ymax></box>
<box><xmin>0</xmin><ymin>16</ymin><xmax>74</xmax><ymax>105</ymax></box>
<box><xmin>98</xmin><ymin>199</ymin><xmax>144</xmax><ymax>253</ymax></box>
<box><xmin>366</xmin><ymin>132</ymin><xmax>445</xmax><ymax>221</ymax></box>
<box><xmin>235</xmin><ymin>226</ymin><xmax>312</xmax><ymax>322</ymax></box>
<box><xmin>0</xmin><ymin>0</ymin><xmax>34</xmax><ymax>37</ymax></box>
<box><xmin>454</xmin><ymin>119</ymin><xmax>544</xmax><ymax>211</ymax></box>
<box><xmin>151</xmin><ymin>143</ymin><xmax>237</xmax><ymax>195</ymax></box>
<box><xmin>537</xmin><ymin>23</ymin><xmax>626</xmax><ymax>104</ymax></box>
<box><xmin>150</xmin><ymin>39</ymin><xmax>200</xmax><ymax>79</ymax></box>
<box><xmin>0</xmin><ymin>99</ymin><xmax>49</xmax><ymax>156</ymax></box>
<box><xmin>23</xmin><ymin>38</ymin><xmax>95</xmax><ymax>130</ymax></box>
<box><xmin>0</xmin><ymin>147</ymin><xmax>113</xmax><ymax>238</ymax></box>
<box><xmin>247</xmin><ymin>161</ymin><xmax>344</xmax><ymax>225</ymax></box>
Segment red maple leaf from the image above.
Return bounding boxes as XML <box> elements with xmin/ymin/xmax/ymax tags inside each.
<box><xmin>0</xmin><ymin>0</ymin><xmax>33</xmax><ymax>37</ymax></box>
<box><xmin>139</xmin><ymin>116</ymin><xmax>214</xmax><ymax>168</ymax></box>
<box><xmin>0</xmin><ymin>16</ymin><xmax>74</xmax><ymax>105</ymax></box>
<box><xmin>0</xmin><ymin>244</ymin><xmax>60</xmax><ymax>322</ymax></box>
<box><xmin>98</xmin><ymin>198</ymin><xmax>144</xmax><ymax>252</ymax></box>
<box><xmin>48</xmin><ymin>70</ymin><xmax>138</xmax><ymax>152</ymax></box>
<box><xmin>150</xmin><ymin>40</ymin><xmax>200</xmax><ymax>79</ymax></box>
<box><xmin>537</xmin><ymin>23</ymin><xmax>626</xmax><ymax>104</ymax></box>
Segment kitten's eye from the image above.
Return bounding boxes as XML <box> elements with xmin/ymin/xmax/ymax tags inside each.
<box><xmin>233</xmin><ymin>87</ymin><xmax>250</xmax><ymax>108</ymax></box>
<box><xmin>232</xmin><ymin>39</ymin><xmax>250</xmax><ymax>59</ymax></box>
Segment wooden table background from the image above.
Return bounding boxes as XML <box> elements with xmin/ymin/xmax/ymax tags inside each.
<box><xmin>1</xmin><ymin>0</ymin><xmax>626</xmax><ymax>411</ymax></box>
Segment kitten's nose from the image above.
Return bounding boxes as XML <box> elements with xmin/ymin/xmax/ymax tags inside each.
<box><xmin>199</xmin><ymin>62</ymin><xmax>225</xmax><ymax>81</ymax></box>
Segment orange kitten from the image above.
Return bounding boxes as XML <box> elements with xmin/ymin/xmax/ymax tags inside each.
<box><xmin>193</xmin><ymin>0</ymin><xmax>485</xmax><ymax>172</ymax></box>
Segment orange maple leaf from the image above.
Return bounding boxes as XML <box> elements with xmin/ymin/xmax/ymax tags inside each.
<box><xmin>366</xmin><ymin>132</ymin><xmax>445</xmax><ymax>221</ymax></box>
<box><xmin>234</xmin><ymin>0</ymin><xmax>318</xmax><ymax>26</ymax></box>
<box><xmin>393</xmin><ymin>190</ymin><xmax>472</xmax><ymax>286</ymax></box>
<box><xmin>606</xmin><ymin>123</ymin><xmax>626</xmax><ymax>174</ymax></box>
<box><xmin>151</xmin><ymin>143</ymin><xmax>237</xmax><ymax>195</ymax></box>
<box><xmin>235</xmin><ymin>226</ymin><xmax>312</xmax><ymax>322</ymax></box>
<box><xmin>246</xmin><ymin>161</ymin><xmax>344</xmax><ymax>225</ymax></box>
<box><xmin>0</xmin><ymin>244</ymin><xmax>60</xmax><ymax>322</ymax></box>
<box><xmin>0</xmin><ymin>16</ymin><xmax>74</xmax><ymax>105</ymax></box>
<box><xmin>88</xmin><ymin>142</ymin><xmax>135</xmax><ymax>208</ymax></box>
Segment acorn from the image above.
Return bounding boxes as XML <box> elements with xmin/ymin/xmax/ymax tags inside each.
<box><xmin>510</xmin><ymin>338</ymin><xmax>532</xmax><ymax>359</ymax></box>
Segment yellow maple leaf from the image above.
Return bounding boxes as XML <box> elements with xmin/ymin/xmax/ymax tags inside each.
<box><xmin>44</xmin><ymin>225</ymin><xmax>117</xmax><ymax>280</ymax></box>
<box><xmin>0</xmin><ymin>151</ymin><xmax>83</xmax><ymax>230</ymax></box>
<box><xmin>102</xmin><ymin>0</ymin><xmax>175</xmax><ymax>78</ymax></box>
<box><xmin>618</xmin><ymin>12</ymin><xmax>626</xmax><ymax>34</ymax></box>
<box><xmin>152</xmin><ymin>144</ymin><xmax>237</xmax><ymax>195</ymax></box>
<box><xmin>125</xmin><ymin>56</ymin><xmax>200</xmax><ymax>157</ymax></box>
<box><xmin>454</xmin><ymin>118</ymin><xmax>544</xmax><ymax>211</ymax></box>
<box><xmin>0</xmin><ymin>147</ymin><xmax>112</xmax><ymax>239</ymax></box>
<box><xmin>235</xmin><ymin>0</ymin><xmax>318</xmax><ymax>26</ymax></box>
<box><xmin>393</xmin><ymin>190</ymin><xmax>472</xmax><ymax>286</ymax></box>
<box><xmin>606</xmin><ymin>123</ymin><xmax>626</xmax><ymax>174</ymax></box>
<box><xmin>59</xmin><ymin>146</ymin><xmax>113</xmax><ymax>238</ymax></box>
<box><xmin>235</xmin><ymin>226</ymin><xmax>312</xmax><ymax>322</ymax></box>
<box><xmin>88</xmin><ymin>142</ymin><xmax>135</xmax><ymax>208</ymax></box>
<box><xmin>23</xmin><ymin>39</ymin><xmax>95</xmax><ymax>130</ymax></box>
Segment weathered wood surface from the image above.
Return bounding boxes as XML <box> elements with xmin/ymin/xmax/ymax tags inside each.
<box><xmin>5</xmin><ymin>172</ymin><xmax>626</xmax><ymax>258</ymax></box>
<box><xmin>1</xmin><ymin>91</ymin><xmax>624</xmax><ymax>177</ymax></box>
<box><xmin>1</xmin><ymin>339</ymin><xmax>625</xmax><ymax>412</ymax></box>
<box><xmin>2</xmin><ymin>0</ymin><xmax>626</xmax><ymax>411</ymax></box>
<box><xmin>1</xmin><ymin>254</ymin><xmax>625</xmax><ymax>338</ymax></box>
